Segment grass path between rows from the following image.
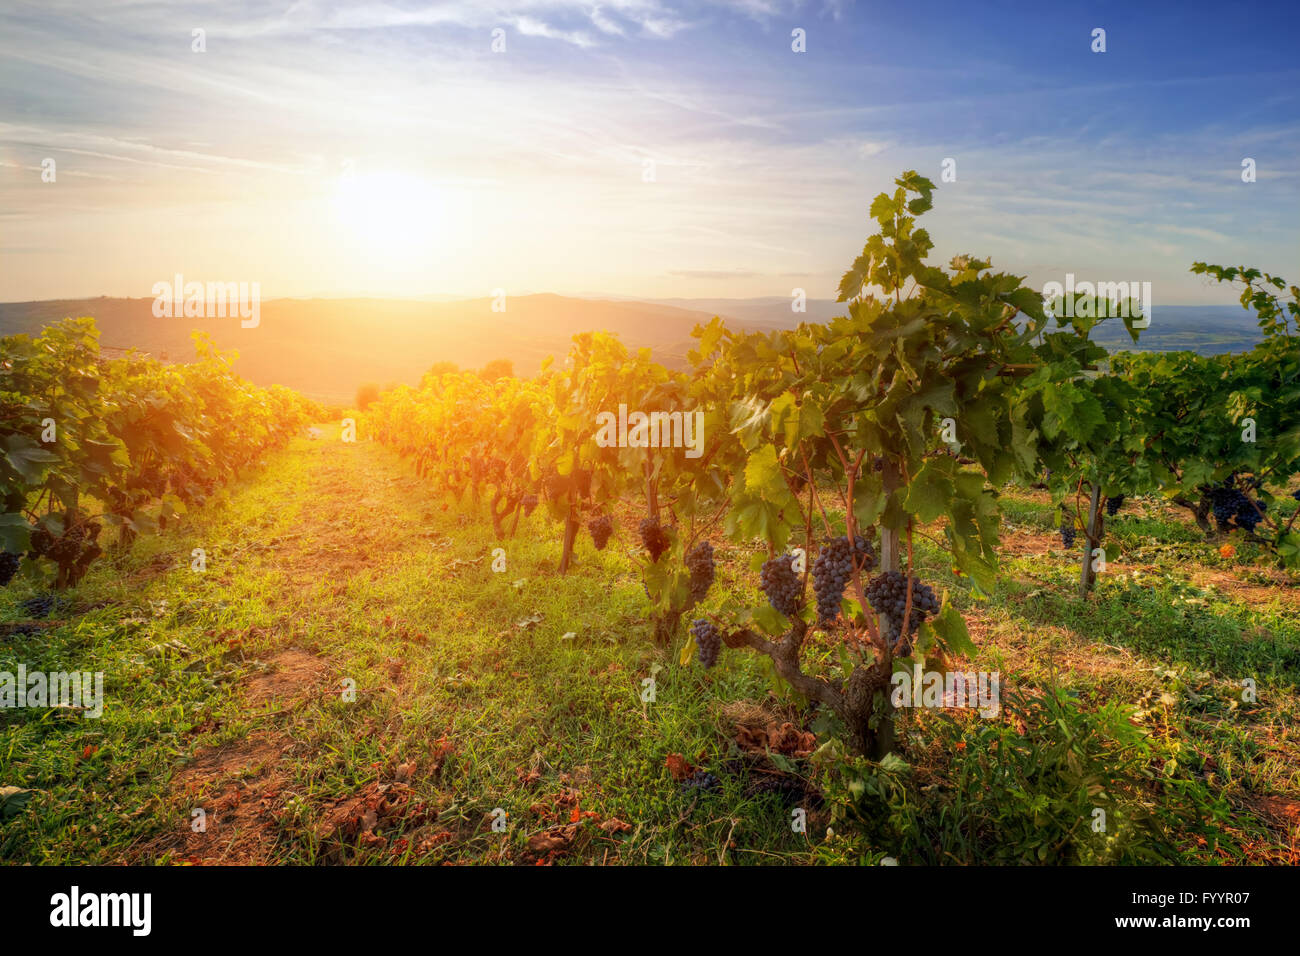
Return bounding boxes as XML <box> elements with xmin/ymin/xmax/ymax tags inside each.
<box><xmin>4</xmin><ymin>425</ymin><xmax>814</xmax><ymax>864</ymax></box>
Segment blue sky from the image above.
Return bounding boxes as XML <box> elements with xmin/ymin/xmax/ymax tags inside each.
<box><xmin>0</xmin><ymin>0</ymin><xmax>1297</xmax><ymax>305</ymax></box>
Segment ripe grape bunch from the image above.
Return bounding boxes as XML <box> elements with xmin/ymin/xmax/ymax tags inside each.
<box><xmin>639</xmin><ymin>516</ymin><xmax>670</xmax><ymax>562</ymax></box>
<box><xmin>1059</xmin><ymin>517</ymin><xmax>1077</xmax><ymax>549</ymax></box>
<box><xmin>1105</xmin><ymin>494</ymin><xmax>1126</xmax><ymax>517</ymax></box>
<box><xmin>812</xmin><ymin>534</ymin><xmax>876</xmax><ymax>624</ymax></box>
<box><xmin>0</xmin><ymin>550</ymin><xmax>21</xmax><ymax>588</ymax></box>
<box><xmin>588</xmin><ymin>514</ymin><xmax>613</xmax><ymax>550</ymax></box>
<box><xmin>685</xmin><ymin>540</ymin><xmax>715</xmax><ymax>604</ymax></box>
<box><xmin>759</xmin><ymin>553</ymin><xmax>801</xmax><ymax>616</ymax></box>
<box><xmin>680</xmin><ymin>769</ymin><xmax>722</xmax><ymax>794</ymax></box>
<box><xmin>521</xmin><ymin>494</ymin><xmax>539</xmax><ymax>517</ymax></box>
<box><xmin>22</xmin><ymin>594</ymin><xmax>56</xmax><ymax>618</ymax></box>
<box><xmin>691</xmin><ymin>618</ymin><xmax>721</xmax><ymax>668</ymax></box>
<box><xmin>1208</xmin><ymin>477</ymin><xmax>1267</xmax><ymax>533</ymax></box>
<box><xmin>865</xmin><ymin>571</ymin><xmax>940</xmax><ymax>647</ymax></box>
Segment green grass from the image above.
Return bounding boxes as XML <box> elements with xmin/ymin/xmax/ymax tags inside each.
<box><xmin>1</xmin><ymin>432</ymin><xmax>1296</xmax><ymax>865</ymax></box>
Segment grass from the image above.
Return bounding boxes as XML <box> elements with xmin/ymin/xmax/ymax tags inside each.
<box><xmin>1</xmin><ymin>425</ymin><xmax>1297</xmax><ymax>865</ymax></box>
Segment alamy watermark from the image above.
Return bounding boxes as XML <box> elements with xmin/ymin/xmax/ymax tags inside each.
<box><xmin>1</xmin><ymin>665</ymin><xmax>104</xmax><ymax>718</ymax></box>
<box><xmin>1042</xmin><ymin>273</ymin><xmax>1151</xmax><ymax>328</ymax></box>
<box><xmin>594</xmin><ymin>404</ymin><xmax>704</xmax><ymax>458</ymax></box>
<box><xmin>891</xmin><ymin>664</ymin><xmax>1000</xmax><ymax>717</ymax></box>
<box><xmin>151</xmin><ymin>273</ymin><xmax>260</xmax><ymax>328</ymax></box>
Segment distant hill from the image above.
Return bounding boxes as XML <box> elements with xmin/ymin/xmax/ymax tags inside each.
<box><xmin>0</xmin><ymin>294</ymin><xmax>730</xmax><ymax>404</ymax></box>
<box><xmin>0</xmin><ymin>295</ymin><xmax>1263</xmax><ymax>404</ymax></box>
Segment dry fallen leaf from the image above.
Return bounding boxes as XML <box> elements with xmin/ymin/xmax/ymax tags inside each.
<box><xmin>665</xmin><ymin>753</ymin><xmax>695</xmax><ymax>782</ymax></box>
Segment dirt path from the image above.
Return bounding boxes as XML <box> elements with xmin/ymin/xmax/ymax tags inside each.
<box><xmin>131</xmin><ymin>429</ymin><xmax>424</xmax><ymax>864</ymax></box>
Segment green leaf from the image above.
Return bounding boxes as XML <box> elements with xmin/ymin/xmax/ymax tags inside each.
<box><xmin>2</xmin><ymin>434</ymin><xmax>60</xmax><ymax>484</ymax></box>
<box><xmin>926</xmin><ymin>596</ymin><xmax>975</xmax><ymax>658</ymax></box>
<box><xmin>904</xmin><ymin>459</ymin><xmax>955</xmax><ymax>523</ymax></box>
<box><xmin>0</xmin><ymin>786</ymin><xmax>36</xmax><ymax>822</ymax></box>
<box><xmin>0</xmin><ymin>513</ymin><xmax>31</xmax><ymax>553</ymax></box>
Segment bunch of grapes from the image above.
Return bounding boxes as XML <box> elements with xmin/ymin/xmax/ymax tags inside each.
<box><xmin>680</xmin><ymin>769</ymin><xmax>721</xmax><ymax>794</ymax></box>
<box><xmin>28</xmin><ymin>527</ymin><xmax>54</xmax><ymax>558</ymax></box>
<box><xmin>521</xmin><ymin>494</ymin><xmax>539</xmax><ymax>517</ymax></box>
<box><xmin>1236</xmin><ymin>499</ymin><xmax>1267</xmax><ymax>532</ymax></box>
<box><xmin>0</xmin><ymin>550</ymin><xmax>21</xmax><ymax>587</ymax></box>
<box><xmin>691</xmin><ymin>618</ymin><xmax>721</xmax><ymax>668</ymax></box>
<box><xmin>1292</xmin><ymin>489</ymin><xmax>1300</xmax><ymax>502</ymax></box>
<box><xmin>588</xmin><ymin>514</ymin><xmax>613</xmax><ymax>550</ymax></box>
<box><xmin>1105</xmin><ymin>494</ymin><xmax>1126</xmax><ymax>517</ymax></box>
<box><xmin>639</xmin><ymin>517</ymin><xmax>670</xmax><ymax>562</ymax></box>
<box><xmin>811</xmin><ymin>534</ymin><xmax>876</xmax><ymax>624</ymax></box>
<box><xmin>1059</xmin><ymin>516</ymin><xmax>1077</xmax><ymax>549</ymax></box>
<box><xmin>21</xmin><ymin>594</ymin><xmax>56</xmax><ymax>618</ymax></box>
<box><xmin>865</xmin><ymin>571</ymin><xmax>940</xmax><ymax>647</ymax></box>
<box><xmin>1207</xmin><ymin>478</ymin><xmax>1266</xmax><ymax>532</ymax></box>
<box><xmin>759</xmin><ymin>553</ymin><xmax>801</xmax><ymax>616</ymax></box>
<box><xmin>685</xmin><ymin>541</ymin><xmax>715</xmax><ymax>604</ymax></box>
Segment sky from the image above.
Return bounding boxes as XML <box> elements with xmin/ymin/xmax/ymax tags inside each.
<box><xmin>1</xmin><ymin>0</ymin><xmax>1298</xmax><ymax>305</ymax></box>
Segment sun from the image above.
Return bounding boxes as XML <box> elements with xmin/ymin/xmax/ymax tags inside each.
<box><xmin>332</xmin><ymin>171</ymin><xmax>456</xmax><ymax>265</ymax></box>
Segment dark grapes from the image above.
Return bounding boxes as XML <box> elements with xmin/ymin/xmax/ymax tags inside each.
<box><xmin>759</xmin><ymin>553</ymin><xmax>801</xmax><ymax>616</ymax></box>
<box><xmin>865</xmin><ymin>571</ymin><xmax>940</xmax><ymax>648</ymax></box>
<box><xmin>685</xmin><ymin>541</ymin><xmax>715</xmax><ymax>604</ymax></box>
<box><xmin>0</xmin><ymin>551</ymin><xmax>20</xmax><ymax>587</ymax></box>
<box><xmin>588</xmin><ymin>514</ymin><xmax>613</xmax><ymax>550</ymax></box>
<box><xmin>639</xmin><ymin>517</ymin><xmax>670</xmax><ymax>562</ymax></box>
<box><xmin>691</xmin><ymin>618</ymin><xmax>721</xmax><ymax>668</ymax></box>
<box><xmin>28</xmin><ymin>527</ymin><xmax>53</xmax><ymax>558</ymax></box>
<box><xmin>811</xmin><ymin>534</ymin><xmax>876</xmax><ymax>625</ymax></box>
<box><xmin>1105</xmin><ymin>494</ymin><xmax>1125</xmax><ymax>517</ymax></box>
<box><xmin>1059</xmin><ymin>517</ymin><xmax>1077</xmax><ymax>549</ymax></box>
<box><xmin>1206</xmin><ymin>476</ymin><xmax>1267</xmax><ymax>533</ymax></box>
<box><xmin>21</xmin><ymin>594</ymin><xmax>56</xmax><ymax>618</ymax></box>
<box><xmin>680</xmin><ymin>769</ymin><xmax>721</xmax><ymax>794</ymax></box>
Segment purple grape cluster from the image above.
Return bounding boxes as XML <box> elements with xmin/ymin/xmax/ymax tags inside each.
<box><xmin>812</xmin><ymin>534</ymin><xmax>876</xmax><ymax>624</ymax></box>
<box><xmin>685</xmin><ymin>541</ymin><xmax>715</xmax><ymax>604</ymax></box>
<box><xmin>865</xmin><ymin>571</ymin><xmax>940</xmax><ymax>647</ymax></box>
<box><xmin>0</xmin><ymin>551</ymin><xmax>20</xmax><ymax>588</ymax></box>
<box><xmin>639</xmin><ymin>517</ymin><xmax>670</xmax><ymax>562</ymax></box>
<box><xmin>759</xmin><ymin>553</ymin><xmax>801</xmax><ymax>616</ymax></box>
<box><xmin>1208</xmin><ymin>478</ymin><xmax>1267</xmax><ymax>532</ymax></box>
<box><xmin>588</xmin><ymin>514</ymin><xmax>613</xmax><ymax>549</ymax></box>
<box><xmin>1105</xmin><ymin>494</ymin><xmax>1125</xmax><ymax>517</ymax></box>
<box><xmin>691</xmin><ymin>618</ymin><xmax>721</xmax><ymax>668</ymax></box>
<box><xmin>680</xmin><ymin>769</ymin><xmax>721</xmax><ymax>794</ymax></box>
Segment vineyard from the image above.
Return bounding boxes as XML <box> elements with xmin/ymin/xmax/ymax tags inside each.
<box><xmin>1</xmin><ymin>173</ymin><xmax>1298</xmax><ymax>866</ymax></box>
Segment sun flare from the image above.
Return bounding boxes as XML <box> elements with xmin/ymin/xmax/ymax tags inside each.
<box><xmin>332</xmin><ymin>171</ymin><xmax>460</xmax><ymax>264</ymax></box>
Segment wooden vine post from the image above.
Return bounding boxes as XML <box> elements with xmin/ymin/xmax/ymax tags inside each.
<box><xmin>1078</xmin><ymin>483</ymin><xmax>1103</xmax><ymax>599</ymax></box>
